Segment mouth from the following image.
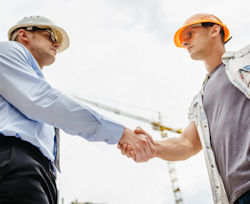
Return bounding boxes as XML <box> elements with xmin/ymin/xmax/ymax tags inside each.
<box><xmin>187</xmin><ymin>46</ymin><xmax>193</xmax><ymax>53</ymax></box>
<box><xmin>50</xmin><ymin>48</ymin><xmax>58</xmax><ymax>55</ymax></box>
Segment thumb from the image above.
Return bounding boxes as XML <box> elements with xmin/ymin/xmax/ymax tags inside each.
<box><xmin>134</xmin><ymin>126</ymin><xmax>145</xmax><ymax>134</ymax></box>
<box><xmin>135</xmin><ymin>127</ymin><xmax>154</xmax><ymax>144</ymax></box>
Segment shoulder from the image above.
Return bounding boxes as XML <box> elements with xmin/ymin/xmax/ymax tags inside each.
<box><xmin>222</xmin><ymin>45</ymin><xmax>250</xmax><ymax>99</ymax></box>
<box><xmin>0</xmin><ymin>41</ymin><xmax>25</xmax><ymax>51</ymax></box>
<box><xmin>222</xmin><ymin>44</ymin><xmax>250</xmax><ymax>64</ymax></box>
<box><xmin>0</xmin><ymin>41</ymin><xmax>31</xmax><ymax>64</ymax></box>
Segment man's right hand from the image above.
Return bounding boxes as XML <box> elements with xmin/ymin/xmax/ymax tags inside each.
<box><xmin>118</xmin><ymin>127</ymin><xmax>156</xmax><ymax>162</ymax></box>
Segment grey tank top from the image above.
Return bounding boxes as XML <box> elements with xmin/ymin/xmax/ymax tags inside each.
<box><xmin>203</xmin><ymin>63</ymin><xmax>250</xmax><ymax>203</ymax></box>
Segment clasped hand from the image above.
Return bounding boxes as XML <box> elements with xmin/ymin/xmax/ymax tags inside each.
<box><xmin>118</xmin><ymin>127</ymin><xmax>156</xmax><ymax>162</ymax></box>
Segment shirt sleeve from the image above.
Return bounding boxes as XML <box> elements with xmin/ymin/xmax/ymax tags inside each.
<box><xmin>239</xmin><ymin>65</ymin><xmax>250</xmax><ymax>94</ymax></box>
<box><xmin>222</xmin><ymin>45</ymin><xmax>250</xmax><ymax>99</ymax></box>
<box><xmin>0</xmin><ymin>42</ymin><xmax>124</xmax><ymax>144</ymax></box>
<box><xmin>187</xmin><ymin>94</ymin><xmax>199</xmax><ymax>122</ymax></box>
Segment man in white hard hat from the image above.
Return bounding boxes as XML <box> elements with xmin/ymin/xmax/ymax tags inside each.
<box><xmin>120</xmin><ymin>13</ymin><xmax>250</xmax><ymax>204</ymax></box>
<box><xmin>0</xmin><ymin>16</ymin><xmax>155</xmax><ymax>204</ymax></box>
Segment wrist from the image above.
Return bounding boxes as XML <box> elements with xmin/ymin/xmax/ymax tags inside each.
<box><xmin>154</xmin><ymin>140</ymin><xmax>161</xmax><ymax>158</ymax></box>
<box><xmin>121</xmin><ymin>127</ymin><xmax>128</xmax><ymax>138</ymax></box>
<box><xmin>120</xmin><ymin>127</ymin><xmax>131</xmax><ymax>142</ymax></box>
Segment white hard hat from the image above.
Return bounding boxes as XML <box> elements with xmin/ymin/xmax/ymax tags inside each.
<box><xmin>8</xmin><ymin>16</ymin><xmax>70</xmax><ymax>52</ymax></box>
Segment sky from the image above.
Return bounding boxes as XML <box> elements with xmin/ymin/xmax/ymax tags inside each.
<box><xmin>1</xmin><ymin>0</ymin><xmax>250</xmax><ymax>204</ymax></box>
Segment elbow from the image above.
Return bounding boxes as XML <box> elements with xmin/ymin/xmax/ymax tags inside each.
<box><xmin>178</xmin><ymin>140</ymin><xmax>202</xmax><ymax>161</ymax></box>
<box><xmin>187</xmin><ymin>143</ymin><xmax>202</xmax><ymax>159</ymax></box>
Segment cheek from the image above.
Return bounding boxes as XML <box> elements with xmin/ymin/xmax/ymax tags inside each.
<box><xmin>195</xmin><ymin>36</ymin><xmax>208</xmax><ymax>47</ymax></box>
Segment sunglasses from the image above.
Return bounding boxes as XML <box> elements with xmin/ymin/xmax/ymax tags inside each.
<box><xmin>12</xmin><ymin>26</ymin><xmax>58</xmax><ymax>42</ymax></box>
<box><xmin>182</xmin><ymin>22</ymin><xmax>231</xmax><ymax>44</ymax></box>
<box><xmin>25</xmin><ymin>26</ymin><xmax>57</xmax><ymax>42</ymax></box>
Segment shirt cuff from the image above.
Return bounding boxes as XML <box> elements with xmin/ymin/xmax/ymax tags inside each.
<box><xmin>95</xmin><ymin>118</ymin><xmax>125</xmax><ymax>144</ymax></box>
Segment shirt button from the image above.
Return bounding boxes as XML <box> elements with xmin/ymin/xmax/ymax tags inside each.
<box><xmin>204</xmin><ymin>124</ymin><xmax>207</xmax><ymax>128</ymax></box>
<box><xmin>211</xmin><ymin>164</ymin><xmax>214</xmax><ymax>168</ymax></box>
<box><xmin>216</xmin><ymin>186</ymin><xmax>219</xmax><ymax>189</ymax></box>
<box><xmin>207</xmin><ymin>146</ymin><xmax>210</xmax><ymax>149</ymax></box>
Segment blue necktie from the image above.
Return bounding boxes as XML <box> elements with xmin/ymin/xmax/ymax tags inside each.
<box><xmin>54</xmin><ymin>128</ymin><xmax>61</xmax><ymax>172</ymax></box>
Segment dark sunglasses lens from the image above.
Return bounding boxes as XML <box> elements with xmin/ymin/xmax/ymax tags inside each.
<box><xmin>23</xmin><ymin>26</ymin><xmax>57</xmax><ymax>42</ymax></box>
<box><xmin>47</xmin><ymin>30</ymin><xmax>57</xmax><ymax>42</ymax></box>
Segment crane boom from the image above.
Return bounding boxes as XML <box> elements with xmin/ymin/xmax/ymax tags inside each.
<box><xmin>67</xmin><ymin>93</ymin><xmax>182</xmax><ymax>134</ymax></box>
<box><xmin>64</xmin><ymin>91</ymin><xmax>184</xmax><ymax>204</ymax></box>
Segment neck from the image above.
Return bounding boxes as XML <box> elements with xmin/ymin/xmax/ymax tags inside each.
<box><xmin>17</xmin><ymin>40</ymin><xmax>44</xmax><ymax>70</ymax></box>
<box><xmin>204</xmin><ymin>45</ymin><xmax>226</xmax><ymax>73</ymax></box>
<box><xmin>37</xmin><ymin>62</ymin><xmax>44</xmax><ymax>70</ymax></box>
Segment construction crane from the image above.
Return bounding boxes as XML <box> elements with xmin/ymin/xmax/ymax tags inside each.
<box><xmin>65</xmin><ymin>92</ymin><xmax>184</xmax><ymax>204</ymax></box>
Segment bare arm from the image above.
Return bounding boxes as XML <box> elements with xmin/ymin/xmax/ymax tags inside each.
<box><xmin>119</xmin><ymin>121</ymin><xmax>202</xmax><ymax>162</ymax></box>
<box><xmin>154</xmin><ymin>121</ymin><xmax>202</xmax><ymax>161</ymax></box>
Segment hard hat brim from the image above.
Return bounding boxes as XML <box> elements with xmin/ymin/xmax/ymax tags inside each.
<box><xmin>174</xmin><ymin>20</ymin><xmax>230</xmax><ymax>48</ymax></box>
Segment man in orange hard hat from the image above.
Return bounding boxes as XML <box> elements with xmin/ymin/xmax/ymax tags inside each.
<box><xmin>119</xmin><ymin>13</ymin><xmax>250</xmax><ymax>204</ymax></box>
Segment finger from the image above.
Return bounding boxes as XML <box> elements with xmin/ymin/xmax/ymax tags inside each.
<box><xmin>145</xmin><ymin>132</ymin><xmax>154</xmax><ymax>144</ymax></box>
<box><xmin>135</xmin><ymin>126</ymin><xmax>142</xmax><ymax>131</ymax></box>
<box><xmin>121</xmin><ymin>144</ymin><xmax>133</xmax><ymax>158</ymax></box>
<box><xmin>124</xmin><ymin>145</ymin><xmax>132</xmax><ymax>158</ymax></box>
<box><xmin>135</xmin><ymin>152</ymin><xmax>143</xmax><ymax>163</ymax></box>
<box><xmin>134</xmin><ymin>146</ymin><xmax>144</xmax><ymax>162</ymax></box>
<box><xmin>136</xmin><ymin>143</ymin><xmax>148</xmax><ymax>162</ymax></box>
<box><xmin>125</xmin><ymin>144</ymin><xmax>133</xmax><ymax>154</ymax></box>
<box><xmin>129</xmin><ymin>151</ymin><xmax>136</xmax><ymax>160</ymax></box>
<box><xmin>134</xmin><ymin>135</ymin><xmax>148</xmax><ymax>162</ymax></box>
<box><xmin>140</xmin><ymin>147</ymin><xmax>151</xmax><ymax>162</ymax></box>
<box><xmin>143</xmin><ymin>137</ymin><xmax>156</xmax><ymax>161</ymax></box>
<box><xmin>117</xmin><ymin>143</ymin><xmax>122</xmax><ymax>149</ymax></box>
<box><xmin>121</xmin><ymin>143</ymin><xmax>128</xmax><ymax>155</ymax></box>
<box><xmin>126</xmin><ymin>153</ymin><xmax>131</xmax><ymax>158</ymax></box>
<box><xmin>138</xmin><ymin>135</ymin><xmax>155</xmax><ymax>162</ymax></box>
<box><xmin>134</xmin><ymin>126</ymin><xmax>143</xmax><ymax>133</ymax></box>
<box><xmin>134</xmin><ymin>127</ymin><xmax>147</xmax><ymax>135</ymax></box>
<box><xmin>135</xmin><ymin>128</ymin><xmax>154</xmax><ymax>144</ymax></box>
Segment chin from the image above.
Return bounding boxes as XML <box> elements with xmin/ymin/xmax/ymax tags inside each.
<box><xmin>190</xmin><ymin>55</ymin><xmax>199</xmax><ymax>60</ymax></box>
<box><xmin>45</xmin><ymin>56</ymin><xmax>56</xmax><ymax>66</ymax></box>
<box><xmin>189</xmin><ymin>52</ymin><xmax>202</xmax><ymax>61</ymax></box>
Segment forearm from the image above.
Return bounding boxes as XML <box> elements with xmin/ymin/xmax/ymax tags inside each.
<box><xmin>0</xmin><ymin>45</ymin><xmax>124</xmax><ymax>143</ymax></box>
<box><xmin>154</xmin><ymin>136</ymin><xmax>201</xmax><ymax>161</ymax></box>
<box><xmin>119</xmin><ymin>122</ymin><xmax>201</xmax><ymax>162</ymax></box>
<box><xmin>26</xmin><ymin>92</ymin><xmax>125</xmax><ymax>143</ymax></box>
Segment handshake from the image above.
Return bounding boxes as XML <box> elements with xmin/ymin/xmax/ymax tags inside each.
<box><xmin>118</xmin><ymin>127</ymin><xmax>156</xmax><ymax>162</ymax></box>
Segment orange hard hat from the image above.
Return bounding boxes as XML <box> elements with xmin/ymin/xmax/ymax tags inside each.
<box><xmin>174</xmin><ymin>13</ymin><xmax>230</xmax><ymax>48</ymax></box>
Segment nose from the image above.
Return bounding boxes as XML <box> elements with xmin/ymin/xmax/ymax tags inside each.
<box><xmin>52</xmin><ymin>41</ymin><xmax>60</xmax><ymax>51</ymax></box>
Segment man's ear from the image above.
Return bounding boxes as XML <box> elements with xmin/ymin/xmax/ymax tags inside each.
<box><xmin>16</xmin><ymin>29</ymin><xmax>31</xmax><ymax>44</ymax></box>
<box><xmin>211</xmin><ymin>24</ymin><xmax>221</xmax><ymax>39</ymax></box>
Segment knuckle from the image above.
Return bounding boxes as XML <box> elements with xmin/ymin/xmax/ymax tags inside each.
<box><xmin>151</xmin><ymin>148</ymin><xmax>156</xmax><ymax>154</ymax></box>
<box><xmin>134</xmin><ymin>147</ymin><xmax>140</xmax><ymax>153</ymax></box>
<box><xmin>140</xmin><ymin>138</ymin><xmax>147</xmax><ymax>145</ymax></box>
